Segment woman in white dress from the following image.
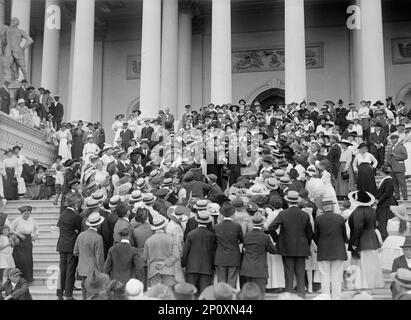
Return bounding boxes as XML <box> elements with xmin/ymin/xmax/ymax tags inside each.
<box><xmin>111</xmin><ymin>114</ymin><xmax>125</xmax><ymax>145</ymax></box>
<box><xmin>134</xmin><ymin>110</ymin><xmax>144</xmax><ymax>140</ymax></box>
<box><xmin>94</xmin><ymin>161</ymin><xmax>110</xmax><ymax>198</ymax></box>
<box><xmin>264</xmin><ymin>200</ymin><xmax>285</xmax><ymax>290</ymax></box>
<box><xmin>56</xmin><ymin>124</ymin><xmax>72</xmax><ymax>161</ymax></box>
<box><xmin>318</xmin><ymin>159</ymin><xmax>341</xmax><ymax>214</ymax></box>
<box><xmin>403</xmin><ymin>124</ymin><xmax>411</xmax><ymax>178</ymax></box>
<box><xmin>0</xmin><ymin>225</ymin><xmax>15</xmax><ymax>282</ymax></box>
<box><xmin>12</xmin><ymin>146</ymin><xmax>31</xmax><ymax>197</ymax></box>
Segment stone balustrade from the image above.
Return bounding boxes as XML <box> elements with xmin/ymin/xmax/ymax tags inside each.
<box><xmin>0</xmin><ymin>112</ymin><xmax>57</xmax><ymax>166</ymax></box>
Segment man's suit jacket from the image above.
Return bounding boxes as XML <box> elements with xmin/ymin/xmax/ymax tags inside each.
<box><xmin>327</xmin><ymin>143</ymin><xmax>342</xmax><ymax>178</ymax></box>
<box><xmin>141</xmin><ymin>126</ymin><xmax>154</xmax><ymax>141</ymax></box>
<box><xmin>103</xmin><ymin>241</ymin><xmax>140</xmax><ymax>284</ymax></box>
<box><xmin>136</xmin><ymin>148</ymin><xmax>151</xmax><ymax>167</ymax></box>
<box><xmin>0</xmin><ymin>86</ymin><xmax>10</xmax><ymax>114</ymax></box>
<box><xmin>52</xmin><ymin>102</ymin><xmax>64</xmax><ymax>121</ymax></box>
<box><xmin>113</xmin><ymin>217</ymin><xmax>135</xmax><ymax>245</ymax></box>
<box><xmin>207</xmin><ymin>183</ymin><xmax>225</xmax><ymax>203</ymax></box>
<box><xmin>117</xmin><ymin>160</ymin><xmax>131</xmax><ymax>178</ymax></box>
<box><xmin>267</xmin><ymin>206</ymin><xmax>313</xmax><ymax>257</ymax></box>
<box><xmin>376</xmin><ymin>177</ymin><xmax>398</xmax><ymax>208</ymax></box>
<box><xmin>100</xmin><ymin>212</ymin><xmax>119</xmax><ymax>255</ymax></box>
<box><xmin>132</xmin><ymin>222</ymin><xmax>154</xmax><ymax>256</ymax></box>
<box><xmin>182</xmin><ymin>226</ymin><xmax>216</xmax><ymax>275</ymax></box>
<box><xmin>73</xmin><ymin>228</ymin><xmax>105</xmax><ymax>277</ymax></box>
<box><xmin>143</xmin><ymin>231</ymin><xmax>179</xmax><ymax>279</ymax></box>
<box><xmin>314</xmin><ymin>212</ymin><xmax>348</xmax><ymax>261</ymax></box>
<box><xmin>120</xmin><ymin>128</ymin><xmax>134</xmax><ymax>150</ymax></box>
<box><xmin>15</xmin><ymin>86</ymin><xmax>28</xmax><ymax>103</ymax></box>
<box><xmin>384</xmin><ymin>124</ymin><xmax>397</xmax><ymax>135</ymax></box>
<box><xmin>0</xmin><ymin>279</ymin><xmax>32</xmax><ymax>300</ymax></box>
<box><xmin>57</xmin><ymin>207</ymin><xmax>82</xmax><ymax>253</ymax></box>
<box><xmin>214</xmin><ymin>219</ymin><xmax>244</xmax><ymax>267</ymax></box>
<box><xmin>369</xmin><ymin>131</ymin><xmax>387</xmax><ymax>154</ymax></box>
<box><xmin>392</xmin><ymin>255</ymin><xmax>411</xmax><ymax>272</ymax></box>
<box><xmin>388</xmin><ymin>143</ymin><xmax>408</xmax><ymax>173</ymax></box>
<box><xmin>240</xmin><ymin>229</ymin><xmax>276</xmax><ymax>278</ymax></box>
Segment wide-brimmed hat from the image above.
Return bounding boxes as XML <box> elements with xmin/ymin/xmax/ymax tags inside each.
<box><xmin>401</xmin><ymin>236</ymin><xmax>411</xmax><ymax>248</ymax></box>
<box><xmin>284</xmin><ymin>190</ymin><xmax>302</xmax><ymax>203</ymax></box>
<box><xmin>390</xmin><ymin>206</ymin><xmax>411</xmax><ymax>222</ymax></box>
<box><xmin>84</xmin><ymin>270</ymin><xmax>110</xmax><ymax>295</ymax></box>
<box><xmin>129</xmin><ymin>190</ymin><xmax>143</xmax><ymax>203</ymax></box>
<box><xmin>348</xmin><ymin>191</ymin><xmax>375</xmax><ymax>207</ymax></box>
<box><xmin>195</xmin><ymin>210</ymin><xmax>213</xmax><ymax>224</ymax></box>
<box><xmin>143</xmin><ymin>193</ymin><xmax>157</xmax><ymax>205</ymax></box>
<box><xmin>151</xmin><ymin>215</ymin><xmax>168</xmax><ymax>231</ymax></box>
<box><xmin>86</xmin><ymin>212</ymin><xmax>105</xmax><ymax>227</ymax></box>
<box><xmin>18</xmin><ymin>205</ymin><xmax>32</xmax><ymax>213</ymax></box>
<box><xmin>392</xmin><ymin>268</ymin><xmax>411</xmax><ymax>289</ymax></box>
<box><xmin>194</xmin><ymin>199</ymin><xmax>208</xmax><ymax>210</ymax></box>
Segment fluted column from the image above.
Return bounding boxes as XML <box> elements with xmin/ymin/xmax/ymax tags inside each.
<box><xmin>210</xmin><ymin>0</ymin><xmax>232</xmax><ymax>105</ymax></box>
<box><xmin>160</xmin><ymin>0</ymin><xmax>178</xmax><ymax>116</ymax></box>
<box><xmin>140</xmin><ymin>0</ymin><xmax>161</xmax><ymax>118</ymax></box>
<box><xmin>41</xmin><ymin>0</ymin><xmax>61</xmax><ymax>94</ymax></box>
<box><xmin>284</xmin><ymin>0</ymin><xmax>307</xmax><ymax>104</ymax></box>
<box><xmin>177</xmin><ymin>5</ymin><xmax>193</xmax><ymax>117</ymax></box>
<box><xmin>0</xmin><ymin>0</ymin><xmax>6</xmax><ymax>25</ymax></box>
<box><xmin>69</xmin><ymin>0</ymin><xmax>95</xmax><ymax>122</ymax></box>
<box><xmin>354</xmin><ymin>0</ymin><xmax>386</xmax><ymax>103</ymax></box>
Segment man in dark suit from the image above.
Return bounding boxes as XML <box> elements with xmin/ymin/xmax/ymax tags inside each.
<box><xmin>103</xmin><ymin>228</ymin><xmax>139</xmax><ymax>284</ymax></box>
<box><xmin>327</xmin><ymin>135</ymin><xmax>342</xmax><ymax>187</ymax></box>
<box><xmin>240</xmin><ymin>213</ymin><xmax>277</xmax><ymax>298</ymax></box>
<box><xmin>314</xmin><ymin>198</ymin><xmax>347</xmax><ymax>299</ymax></box>
<box><xmin>384</xmin><ymin>118</ymin><xmax>397</xmax><ymax>135</ymax></box>
<box><xmin>214</xmin><ymin>202</ymin><xmax>244</xmax><ymax>288</ymax></box>
<box><xmin>388</xmin><ymin>134</ymin><xmax>408</xmax><ymax>200</ymax></box>
<box><xmin>141</xmin><ymin>119</ymin><xmax>154</xmax><ymax>142</ymax></box>
<box><xmin>120</xmin><ymin>122</ymin><xmax>134</xmax><ymax>151</ymax></box>
<box><xmin>0</xmin><ymin>268</ymin><xmax>32</xmax><ymax>300</ymax></box>
<box><xmin>391</xmin><ymin>237</ymin><xmax>411</xmax><ymax>299</ymax></box>
<box><xmin>56</xmin><ymin>193</ymin><xmax>82</xmax><ymax>300</ymax></box>
<box><xmin>267</xmin><ymin>191</ymin><xmax>313</xmax><ymax>298</ymax></box>
<box><xmin>0</xmin><ymin>80</ymin><xmax>10</xmax><ymax>114</ymax></box>
<box><xmin>369</xmin><ymin>123</ymin><xmax>387</xmax><ymax>169</ymax></box>
<box><xmin>137</xmin><ymin>140</ymin><xmax>151</xmax><ymax>167</ymax></box>
<box><xmin>182</xmin><ymin>211</ymin><xmax>216</xmax><ymax>293</ymax></box>
<box><xmin>206</xmin><ymin>174</ymin><xmax>225</xmax><ymax>203</ymax></box>
<box><xmin>14</xmin><ymin>79</ymin><xmax>28</xmax><ymax>104</ymax></box>
<box><xmin>116</xmin><ymin>151</ymin><xmax>131</xmax><ymax>178</ymax></box>
<box><xmin>163</xmin><ymin>107</ymin><xmax>175</xmax><ymax>132</ymax></box>
<box><xmin>376</xmin><ymin>166</ymin><xmax>397</xmax><ymax>241</ymax></box>
<box><xmin>50</xmin><ymin>95</ymin><xmax>64</xmax><ymax>130</ymax></box>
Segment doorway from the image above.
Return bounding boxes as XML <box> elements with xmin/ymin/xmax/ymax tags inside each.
<box><xmin>252</xmin><ymin>88</ymin><xmax>285</xmax><ymax>111</ymax></box>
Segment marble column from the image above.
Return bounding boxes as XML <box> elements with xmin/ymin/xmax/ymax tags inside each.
<box><xmin>160</xmin><ymin>0</ymin><xmax>178</xmax><ymax>116</ymax></box>
<box><xmin>140</xmin><ymin>0</ymin><xmax>161</xmax><ymax>118</ymax></box>
<box><xmin>0</xmin><ymin>0</ymin><xmax>6</xmax><ymax>25</ymax></box>
<box><xmin>284</xmin><ymin>0</ymin><xmax>307</xmax><ymax>104</ymax></box>
<box><xmin>69</xmin><ymin>0</ymin><xmax>95</xmax><ymax>122</ymax></box>
<box><xmin>41</xmin><ymin>0</ymin><xmax>61</xmax><ymax>94</ymax></box>
<box><xmin>354</xmin><ymin>0</ymin><xmax>386</xmax><ymax>103</ymax></box>
<box><xmin>210</xmin><ymin>0</ymin><xmax>231</xmax><ymax>105</ymax></box>
<box><xmin>11</xmin><ymin>0</ymin><xmax>31</xmax><ymax>80</ymax></box>
<box><xmin>177</xmin><ymin>6</ymin><xmax>193</xmax><ymax>117</ymax></box>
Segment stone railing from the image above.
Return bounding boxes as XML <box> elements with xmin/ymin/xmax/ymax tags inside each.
<box><xmin>0</xmin><ymin>112</ymin><xmax>57</xmax><ymax>166</ymax></box>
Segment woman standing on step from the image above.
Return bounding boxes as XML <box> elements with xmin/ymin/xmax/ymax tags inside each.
<box><xmin>353</xmin><ymin>142</ymin><xmax>378</xmax><ymax>196</ymax></box>
<box><xmin>10</xmin><ymin>206</ymin><xmax>38</xmax><ymax>283</ymax></box>
<box><xmin>2</xmin><ymin>149</ymin><xmax>18</xmax><ymax>201</ymax></box>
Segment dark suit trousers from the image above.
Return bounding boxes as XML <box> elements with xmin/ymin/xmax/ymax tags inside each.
<box><xmin>376</xmin><ymin>206</ymin><xmax>392</xmax><ymax>241</ymax></box>
<box><xmin>215</xmin><ymin>266</ymin><xmax>239</xmax><ymax>289</ymax></box>
<box><xmin>186</xmin><ymin>273</ymin><xmax>213</xmax><ymax>294</ymax></box>
<box><xmin>240</xmin><ymin>276</ymin><xmax>267</xmax><ymax>299</ymax></box>
<box><xmin>58</xmin><ymin>252</ymin><xmax>78</xmax><ymax>298</ymax></box>
<box><xmin>372</xmin><ymin>149</ymin><xmax>385</xmax><ymax>168</ymax></box>
<box><xmin>282</xmin><ymin>256</ymin><xmax>306</xmax><ymax>297</ymax></box>
<box><xmin>391</xmin><ymin>172</ymin><xmax>408</xmax><ymax>200</ymax></box>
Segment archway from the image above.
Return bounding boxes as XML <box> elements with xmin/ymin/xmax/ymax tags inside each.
<box><xmin>253</xmin><ymin>88</ymin><xmax>285</xmax><ymax>111</ymax></box>
<box><xmin>396</xmin><ymin>82</ymin><xmax>411</xmax><ymax>110</ymax></box>
<box><xmin>127</xmin><ymin>98</ymin><xmax>140</xmax><ymax>116</ymax></box>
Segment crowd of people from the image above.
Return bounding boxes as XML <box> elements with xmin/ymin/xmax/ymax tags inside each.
<box><xmin>1</xmin><ymin>95</ymin><xmax>411</xmax><ymax>300</ymax></box>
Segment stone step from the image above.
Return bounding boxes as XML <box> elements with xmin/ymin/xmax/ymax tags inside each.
<box><xmin>6</xmin><ymin>207</ymin><xmax>61</xmax><ymax>214</ymax></box>
<box><xmin>28</xmin><ymin>285</ymin><xmax>82</xmax><ymax>300</ymax></box>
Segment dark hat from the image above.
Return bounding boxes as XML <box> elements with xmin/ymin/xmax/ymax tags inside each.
<box><xmin>262</xmin><ymin>155</ymin><xmax>274</xmax><ymax>163</ymax></box>
<box><xmin>154</xmin><ymin>188</ymin><xmax>169</xmax><ymax>198</ymax></box>
<box><xmin>251</xmin><ymin>212</ymin><xmax>265</xmax><ymax>227</ymax></box>
<box><xmin>118</xmin><ymin>228</ymin><xmax>130</xmax><ymax>237</ymax></box>
<box><xmin>12</xmin><ymin>145</ymin><xmax>21</xmax><ymax>151</ymax></box>
<box><xmin>18</xmin><ymin>205</ymin><xmax>32</xmax><ymax>213</ymax></box>
<box><xmin>381</xmin><ymin>166</ymin><xmax>392</xmax><ymax>174</ymax></box>
<box><xmin>173</xmin><ymin>282</ymin><xmax>197</xmax><ymax>300</ymax></box>
<box><xmin>207</xmin><ymin>174</ymin><xmax>218</xmax><ymax>182</ymax></box>
<box><xmin>245</xmin><ymin>202</ymin><xmax>259</xmax><ymax>213</ymax></box>
<box><xmin>68</xmin><ymin>179</ymin><xmax>80</xmax><ymax>189</ymax></box>
<box><xmin>401</xmin><ymin>236</ymin><xmax>411</xmax><ymax>248</ymax></box>
<box><xmin>231</xmin><ymin>197</ymin><xmax>244</xmax><ymax>208</ymax></box>
<box><xmin>390</xmin><ymin>133</ymin><xmax>400</xmax><ymax>140</ymax></box>
<box><xmin>8</xmin><ymin>268</ymin><xmax>23</xmax><ymax>278</ymax></box>
<box><xmin>220</xmin><ymin>202</ymin><xmax>235</xmax><ymax>217</ymax></box>
<box><xmin>64</xmin><ymin>192</ymin><xmax>81</xmax><ymax>207</ymax></box>
<box><xmin>373</xmin><ymin>100</ymin><xmax>384</xmax><ymax>106</ymax></box>
<box><xmin>358</xmin><ymin>142</ymin><xmax>368</xmax><ymax>149</ymax></box>
<box><xmin>338</xmin><ymin>99</ymin><xmax>344</xmax><ymax>104</ymax></box>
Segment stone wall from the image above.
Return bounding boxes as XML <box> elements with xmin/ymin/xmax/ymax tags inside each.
<box><xmin>0</xmin><ymin>112</ymin><xmax>57</xmax><ymax>166</ymax></box>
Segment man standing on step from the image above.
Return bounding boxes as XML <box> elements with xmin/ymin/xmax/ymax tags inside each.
<box><xmin>56</xmin><ymin>193</ymin><xmax>82</xmax><ymax>300</ymax></box>
<box><xmin>388</xmin><ymin>134</ymin><xmax>408</xmax><ymax>201</ymax></box>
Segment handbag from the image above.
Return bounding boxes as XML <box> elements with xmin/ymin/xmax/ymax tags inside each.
<box><xmin>341</xmin><ymin>171</ymin><xmax>350</xmax><ymax>180</ymax></box>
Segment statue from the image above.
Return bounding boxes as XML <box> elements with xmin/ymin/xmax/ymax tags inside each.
<box><xmin>0</xmin><ymin>17</ymin><xmax>33</xmax><ymax>83</ymax></box>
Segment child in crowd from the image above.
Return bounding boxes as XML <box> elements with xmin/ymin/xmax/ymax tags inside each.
<box><xmin>53</xmin><ymin>165</ymin><xmax>65</xmax><ymax>206</ymax></box>
<box><xmin>0</xmin><ymin>225</ymin><xmax>16</xmax><ymax>283</ymax></box>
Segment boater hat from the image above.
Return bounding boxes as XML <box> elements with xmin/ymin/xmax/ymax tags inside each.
<box><xmin>348</xmin><ymin>190</ymin><xmax>375</xmax><ymax>207</ymax></box>
<box><xmin>86</xmin><ymin>212</ymin><xmax>105</xmax><ymax>227</ymax></box>
<box><xmin>284</xmin><ymin>190</ymin><xmax>302</xmax><ymax>203</ymax></box>
<box><xmin>151</xmin><ymin>215</ymin><xmax>168</xmax><ymax>231</ymax></box>
<box><xmin>195</xmin><ymin>210</ymin><xmax>212</xmax><ymax>224</ymax></box>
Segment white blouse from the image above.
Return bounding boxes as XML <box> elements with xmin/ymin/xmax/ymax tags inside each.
<box><xmin>339</xmin><ymin>149</ymin><xmax>353</xmax><ymax>171</ymax></box>
<box><xmin>11</xmin><ymin>216</ymin><xmax>38</xmax><ymax>237</ymax></box>
<box><xmin>353</xmin><ymin>152</ymin><xmax>378</xmax><ymax>172</ymax></box>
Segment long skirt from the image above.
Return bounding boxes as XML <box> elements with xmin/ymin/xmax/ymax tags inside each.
<box><xmin>351</xmin><ymin>250</ymin><xmax>384</xmax><ymax>289</ymax></box>
<box><xmin>12</xmin><ymin>234</ymin><xmax>33</xmax><ymax>282</ymax></box>
<box><xmin>357</xmin><ymin>163</ymin><xmax>377</xmax><ymax>196</ymax></box>
<box><xmin>379</xmin><ymin>235</ymin><xmax>404</xmax><ymax>271</ymax></box>
<box><xmin>404</xmin><ymin>142</ymin><xmax>411</xmax><ymax>176</ymax></box>
<box><xmin>3</xmin><ymin>168</ymin><xmax>18</xmax><ymax>200</ymax></box>
<box><xmin>266</xmin><ymin>253</ymin><xmax>285</xmax><ymax>289</ymax></box>
<box><xmin>335</xmin><ymin>162</ymin><xmax>355</xmax><ymax>197</ymax></box>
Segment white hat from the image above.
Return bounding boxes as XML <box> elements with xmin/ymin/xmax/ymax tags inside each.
<box><xmin>125</xmin><ymin>279</ymin><xmax>144</xmax><ymax>300</ymax></box>
<box><xmin>17</xmin><ymin>98</ymin><xmax>25</xmax><ymax>104</ymax></box>
<box><xmin>151</xmin><ymin>215</ymin><xmax>168</xmax><ymax>231</ymax></box>
<box><xmin>85</xmin><ymin>212</ymin><xmax>105</xmax><ymax>227</ymax></box>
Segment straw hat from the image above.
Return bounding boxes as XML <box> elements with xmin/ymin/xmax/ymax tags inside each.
<box><xmin>86</xmin><ymin>212</ymin><xmax>105</xmax><ymax>227</ymax></box>
<box><xmin>195</xmin><ymin>210</ymin><xmax>212</xmax><ymax>224</ymax></box>
<box><xmin>151</xmin><ymin>215</ymin><xmax>168</xmax><ymax>231</ymax></box>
